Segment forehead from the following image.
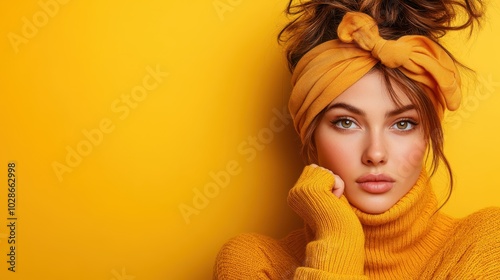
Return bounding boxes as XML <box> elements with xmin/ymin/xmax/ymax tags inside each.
<box><xmin>330</xmin><ymin>69</ymin><xmax>412</xmax><ymax>110</ymax></box>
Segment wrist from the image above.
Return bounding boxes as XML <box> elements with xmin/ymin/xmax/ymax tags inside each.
<box><xmin>304</xmin><ymin>235</ymin><xmax>365</xmax><ymax>275</ymax></box>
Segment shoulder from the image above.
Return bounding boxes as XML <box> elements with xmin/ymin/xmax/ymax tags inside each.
<box><xmin>449</xmin><ymin>207</ymin><xmax>500</xmax><ymax>277</ymax></box>
<box><xmin>213</xmin><ymin>230</ymin><xmax>304</xmax><ymax>279</ymax></box>
<box><xmin>455</xmin><ymin>207</ymin><xmax>500</xmax><ymax>256</ymax></box>
<box><xmin>456</xmin><ymin>207</ymin><xmax>500</xmax><ymax>237</ymax></box>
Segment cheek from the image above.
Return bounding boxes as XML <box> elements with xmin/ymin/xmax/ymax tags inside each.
<box><xmin>401</xmin><ymin>139</ymin><xmax>426</xmax><ymax>164</ymax></box>
<box><xmin>315</xmin><ymin>129</ymin><xmax>358</xmax><ymax>174</ymax></box>
<box><xmin>392</xmin><ymin>136</ymin><xmax>427</xmax><ymax>179</ymax></box>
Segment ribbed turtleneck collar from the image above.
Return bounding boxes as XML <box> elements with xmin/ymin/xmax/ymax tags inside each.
<box><xmin>351</xmin><ymin>170</ymin><xmax>456</xmax><ymax>277</ymax></box>
<box><xmin>354</xmin><ymin>170</ymin><xmax>438</xmax><ymax>242</ymax></box>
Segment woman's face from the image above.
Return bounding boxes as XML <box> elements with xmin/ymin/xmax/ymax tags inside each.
<box><xmin>314</xmin><ymin>69</ymin><xmax>427</xmax><ymax>214</ymax></box>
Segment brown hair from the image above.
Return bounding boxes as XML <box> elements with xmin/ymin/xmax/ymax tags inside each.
<box><xmin>278</xmin><ymin>0</ymin><xmax>484</xmax><ymax>71</ymax></box>
<box><xmin>278</xmin><ymin>0</ymin><xmax>485</xmax><ymax>205</ymax></box>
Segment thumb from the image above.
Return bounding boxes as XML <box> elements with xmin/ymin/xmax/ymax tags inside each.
<box><xmin>332</xmin><ymin>174</ymin><xmax>345</xmax><ymax>198</ymax></box>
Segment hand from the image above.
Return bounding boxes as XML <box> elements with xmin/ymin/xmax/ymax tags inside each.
<box><xmin>288</xmin><ymin>164</ymin><xmax>361</xmax><ymax>239</ymax></box>
<box><xmin>289</xmin><ymin>165</ymin><xmax>365</xmax><ymax>275</ymax></box>
<box><xmin>310</xmin><ymin>164</ymin><xmax>345</xmax><ymax>198</ymax></box>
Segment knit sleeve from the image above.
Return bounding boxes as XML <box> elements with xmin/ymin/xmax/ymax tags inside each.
<box><xmin>213</xmin><ymin>232</ymin><xmax>300</xmax><ymax>279</ymax></box>
<box><xmin>288</xmin><ymin>165</ymin><xmax>367</xmax><ymax>279</ymax></box>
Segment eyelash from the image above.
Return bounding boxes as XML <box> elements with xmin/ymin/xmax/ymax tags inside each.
<box><xmin>330</xmin><ymin>117</ymin><xmax>359</xmax><ymax>130</ymax></box>
<box><xmin>391</xmin><ymin>118</ymin><xmax>419</xmax><ymax>132</ymax></box>
<box><xmin>330</xmin><ymin>117</ymin><xmax>419</xmax><ymax>132</ymax></box>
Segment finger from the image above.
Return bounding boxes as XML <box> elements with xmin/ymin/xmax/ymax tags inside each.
<box><xmin>309</xmin><ymin>164</ymin><xmax>343</xmax><ymax>197</ymax></box>
<box><xmin>332</xmin><ymin>174</ymin><xmax>345</xmax><ymax>198</ymax></box>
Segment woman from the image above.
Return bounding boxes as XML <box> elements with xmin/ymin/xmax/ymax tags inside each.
<box><xmin>214</xmin><ymin>0</ymin><xmax>500</xmax><ymax>279</ymax></box>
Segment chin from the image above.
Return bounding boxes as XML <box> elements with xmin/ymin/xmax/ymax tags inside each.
<box><xmin>350</xmin><ymin>198</ymin><xmax>397</xmax><ymax>214</ymax></box>
<box><xmin>358</xmin><ymin>206</ymin><xmax>391</xmax><ymax>215</ymax></box>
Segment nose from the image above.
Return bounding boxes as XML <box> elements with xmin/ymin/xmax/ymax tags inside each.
<box><xmin>361</xmin><ymin>131</ymin><xmax>387</xmax><ymax>166</ymax></box>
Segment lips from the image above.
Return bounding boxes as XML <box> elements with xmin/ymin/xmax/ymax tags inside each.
<box><xmin>356</xmin><ymin>174</ymin><xmax>395</xmax><ymax>194</ymax></box>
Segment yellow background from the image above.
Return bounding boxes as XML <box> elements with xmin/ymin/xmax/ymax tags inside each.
<box><xmin>0</xmin><ymin>1</ymin><xmax>499</xmax><ymax>279</ymax></box>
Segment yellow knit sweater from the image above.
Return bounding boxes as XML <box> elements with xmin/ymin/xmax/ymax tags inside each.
<box><xmin>214</xmin><ymin>165</ymin><xmax>500</xmax><ymax>279</ymax></box>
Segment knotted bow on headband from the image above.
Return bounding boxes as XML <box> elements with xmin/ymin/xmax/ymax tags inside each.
<box><xmin>289</xmin><ymin>12</ymin><xmax>461</xmax><ymax>143</ymax></box>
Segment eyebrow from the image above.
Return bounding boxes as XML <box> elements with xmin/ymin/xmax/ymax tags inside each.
<box><xmin>326</xmin><ymin>102</ymin><xmax>416</xmax><ymax>117</ymax></box>
<box><xmin>326</xmin><ymin>102</ymin><xmax>365</xmax><ymax>116</ymax></box>
<box><xmin>385</xmin><ymin>104</ymin><xmax>416</xmax><ymax>117</ymax></box>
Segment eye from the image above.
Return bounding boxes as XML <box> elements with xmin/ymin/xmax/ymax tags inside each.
<box><xmin>331</xmin><ymin>118</ymin><xmax>359</xmax><ymax>129</ymax></box>
<box><xmin>392</xmin><ymin>120</ymin><xmax>417</xmax><ymax>131</ymax></box>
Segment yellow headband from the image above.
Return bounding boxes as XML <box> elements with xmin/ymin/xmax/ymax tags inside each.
<box><xmin>289</xmin><ymin>12</ymin><xmax>461</xmax><ymax>143</ymax></box>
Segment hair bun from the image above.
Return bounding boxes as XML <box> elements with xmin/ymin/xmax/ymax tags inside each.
<box><xmin>279</xmin><ymin>0</ymin><xmax>485</xmax><ymax>70</ymax></box>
